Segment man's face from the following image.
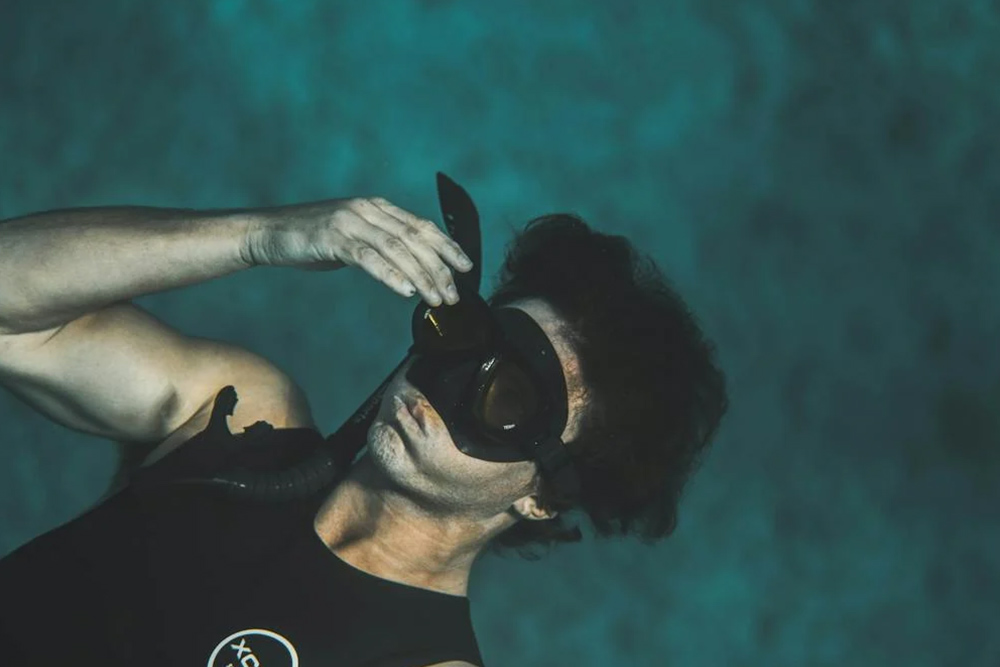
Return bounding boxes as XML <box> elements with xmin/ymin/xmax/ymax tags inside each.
<box><xmin>363</xmin><ymin>297</ymin><xmax>587</xmax><ymax>520</ymax></box>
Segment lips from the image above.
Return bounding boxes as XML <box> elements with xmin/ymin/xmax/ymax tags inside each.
<box><xmin>398</xmin><ymin>393</ymin><xmax>428</xmax><ymax>434</ymax></box>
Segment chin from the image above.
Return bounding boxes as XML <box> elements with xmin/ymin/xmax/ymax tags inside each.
<box><xmin>364</xmin><ymin>420</ymin><xmax>416</xmax><ymax>482</ymax></box>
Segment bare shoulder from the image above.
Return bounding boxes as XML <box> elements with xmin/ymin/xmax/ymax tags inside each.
<box><xmin>139</xmin><ymin>345</ymin><xmax>317</xmax><ymax>468</ymax></box>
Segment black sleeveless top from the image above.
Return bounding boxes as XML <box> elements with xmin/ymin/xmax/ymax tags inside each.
<box><xmin>0</xmin><ymin>425</ymin><xmax>484</xmax><ymax>667</ymax></box>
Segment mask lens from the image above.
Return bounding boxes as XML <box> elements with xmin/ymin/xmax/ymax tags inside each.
<box><xmin>475</xmin><ymin>359</ymin><xmax>542</xmax><ymax>432</ymax></box>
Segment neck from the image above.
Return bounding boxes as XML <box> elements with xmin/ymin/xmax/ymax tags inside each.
<box><xmin>312</xmin><ymin>456</ymin><xmax>505</xmax><ymax>598</ymax></box>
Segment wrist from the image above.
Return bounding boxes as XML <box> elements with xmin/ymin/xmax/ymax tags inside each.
<box><xmin>238</xmin><ymin>208</ymin><xmax>274</xmax><ymax>268</ymax></box>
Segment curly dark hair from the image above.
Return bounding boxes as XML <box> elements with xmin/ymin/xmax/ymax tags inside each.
<box><xmin>483</xmin><ymin>213</ymin><xmax>729</xmax><ymax>561</ymax></box>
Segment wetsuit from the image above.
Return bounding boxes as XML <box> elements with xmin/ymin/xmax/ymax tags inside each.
<box><xmin>0</xmin><ymin>420</ymin><xmax>484</xmax><ymax>666</ymax></box>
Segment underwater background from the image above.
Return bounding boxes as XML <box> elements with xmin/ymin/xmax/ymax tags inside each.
<box><xmin>1</xmin><ymin>1</ymin><xmax>997</xmax><ymax>665</ymax></box>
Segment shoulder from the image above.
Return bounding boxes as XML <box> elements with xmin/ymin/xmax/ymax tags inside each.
<box><xmin>141</xmin><ymin>359</ymin><xmax>316</xmax><ymax>468</ymax></box>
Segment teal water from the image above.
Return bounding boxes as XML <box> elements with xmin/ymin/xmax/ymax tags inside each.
<box><xmin>1</xmin><ymin>1</ymin><xmax>997</xmax><ymax>665</ymax></box>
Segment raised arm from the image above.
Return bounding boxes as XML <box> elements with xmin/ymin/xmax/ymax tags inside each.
<box><xmin>0</xmin><ymin>206</ymin><xmax>262</xmax><ymax>443</ymax></box>
<box><xmin>0</xmin><ymin>195</ymin><xmax>470</xmax><ymax>451</ymax></box>
<box><xmin>0</xmin><ymin>205</ymin><xmax>255</xmax><ymax>335</ymax></box>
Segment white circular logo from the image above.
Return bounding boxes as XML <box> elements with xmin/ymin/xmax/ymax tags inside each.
<box><xmin>207</xmin><ymin>628</ymin><xmax>299</xmax><ymax>667</ymax></box>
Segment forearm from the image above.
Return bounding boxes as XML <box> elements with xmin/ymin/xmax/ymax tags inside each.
<box><xmin>0</xmin><ymin>206</ymin><xmax>257</xmax><ymax>334</ymax></box>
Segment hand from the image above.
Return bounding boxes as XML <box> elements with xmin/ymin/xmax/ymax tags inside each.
<box><xmin>243</xmin><ymin>196</ymin><xmax>474</xmax><ymax>306</ymax></box>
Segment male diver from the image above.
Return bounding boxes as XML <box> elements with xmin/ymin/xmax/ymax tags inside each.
<box><xmin>0</xmin><ymin>173</ymin><xmax>729</xmax><ymax>666</ymax></box>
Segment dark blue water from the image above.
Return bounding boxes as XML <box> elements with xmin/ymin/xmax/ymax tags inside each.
<box><xmin>1</xmin><ymin>2</ymin><xmax>997</xmax><ymax>665</ymax></box>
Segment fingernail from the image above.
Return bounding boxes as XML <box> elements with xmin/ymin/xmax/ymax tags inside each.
<box><xmin>446</xmin><ymin>285</ymin><xmax>458</xmax><ymax>299</ymax></box>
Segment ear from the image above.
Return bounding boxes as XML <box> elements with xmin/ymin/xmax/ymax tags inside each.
<box><xmin>511</xmin><ymin>494</ymin><xmax>559</xmax><ymax>521</ymax></box>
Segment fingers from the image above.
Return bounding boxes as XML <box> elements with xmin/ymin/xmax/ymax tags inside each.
<box><xmin>343</xmin><ymin>240</ymin><xmax>417</xmax><ymax>297</ymax></box>
<box><xmin>347</xmin><ymin>198</ymin><xmax>470</xmax><ymax>306</ymax></box>
<box><xmin>372</xmin><ymin>197</ymin><xmax>474</xmax><ymax>272</ymax></box>
<box><xmin>377</xmin><ymin>229</ymin><xmax>446</xmax><ymax>304</ymax></box>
